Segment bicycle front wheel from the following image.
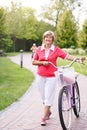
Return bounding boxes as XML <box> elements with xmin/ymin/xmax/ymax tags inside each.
<box><xmin>58</xmin><ymin>87</ymin><xmax>72</xmax><ymax>130</ymax></box>
<box><xmin>73</xmin><ymin>81</ymin><xmax>80</xmax><ymax>117</ymax></box>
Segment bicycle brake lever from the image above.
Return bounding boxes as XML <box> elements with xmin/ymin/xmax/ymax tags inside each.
<box><xmin>79</xmin><ymin>58</ymin><xmax>85</xmax><ymax>65</ymax></box>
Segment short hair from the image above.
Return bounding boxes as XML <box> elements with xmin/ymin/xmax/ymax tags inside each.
<box><xmin>33</xmin><ymin>43</ymin><xmax>36</xmax><ymax>46</ymax></box>
<box><xmin>43</xmin><ymin>30</ymin><xmax>55</xmax><ymax>41</ymax></box>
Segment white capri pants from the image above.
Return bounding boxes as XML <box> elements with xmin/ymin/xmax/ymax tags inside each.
<box><xmin>36</xmin><ymin>75</ymin><xmax>57</xmax><ymax>106</ymax></box>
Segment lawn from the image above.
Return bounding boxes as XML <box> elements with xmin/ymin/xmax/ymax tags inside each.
<box><xmin>0</xmin><ymin>57</ymin><xmax>34</xmax><ymax>110</ymax></box>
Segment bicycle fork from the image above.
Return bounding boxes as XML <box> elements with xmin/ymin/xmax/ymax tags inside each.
<box><xmin>68</xmin><ymin>84</ymin><xmax>74</xmax><ymax>109</ymax></box>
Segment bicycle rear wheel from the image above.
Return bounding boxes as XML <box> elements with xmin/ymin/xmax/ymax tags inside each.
<box><xmin>73</xmin><ymin>81</ymin><xmax>80</xmax><ymax>117</ymax></box>
<box><xmin>58</xmin><ymin>87</ymin><xmax>72</xmax><ymax>130</ymax></box>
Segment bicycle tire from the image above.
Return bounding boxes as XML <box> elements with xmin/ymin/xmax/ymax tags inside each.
<box><xmin>58</xmin><ymin>86</ymin><xmax>72</xmax><ymax>130</ymax></box>
<box><xmin>73</xmin><ymin>81</ymin><xmax>80</xmax><ymax>117</ymax></box>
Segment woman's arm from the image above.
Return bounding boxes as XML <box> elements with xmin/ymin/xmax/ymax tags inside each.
<box><xmin>65</xmin><ymin>54</ymin><xmax>86</xmax><ymax>63</ymax></box>
<box><xmin>65</xmin><ymin>54</ymin><xmax>75</xmax><ymax>61</ymax></box>
<box><xmin>32</xmin><ymin>60</ymin><xmax>49</xmax><ymax>66</ymax></box>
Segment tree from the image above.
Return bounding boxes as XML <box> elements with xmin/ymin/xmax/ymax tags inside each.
<box><xmin>55</xmin><ymin>9</ymin><xmax>78</xmax><ymax>48</ymax></box>
<box><xmin>5</xmin><ymin>1</ymin><xmax>38</xmax><ymax>51</ymax></box>
<box><xmin>78</xmin><ymin>19</ymin><xmax>87</xmax><ymax>49</ymax></box>
<box><xmin>21</xmin><ymin>7</ymin><xmax>38</xmax><ymax>40</ymax></box>
<box><xmin>5</xmin><ymin>2</ymin><xmax>23</xmax><ymax>51</ymax></box>
<box><xmin>40</xmin><ymin>0</ymin><xmax>81</xmax><ymax>28</ymax></box>
<box><xmin>34</xmin><ymin>20</ymin><xmax>55</xmax><ymax>45</ymax></box>
<box><xmin>0</xmin><ymin>8</ymin><xmax>5</xmax><ymax>33</ymax></box>
<box><xmin>0</xmin><ymin>8</ymin><xmax>6</xmax><ymax>49</ymax></box>
<box><xmin>0</xmin><ymin>7</ymin><xmax>13</xmax><ymax>51</ymax></box>
<box><xmin>4</xmin><ymin>1</ymin><xmax>56</xmax><ymax>51</ymax></box>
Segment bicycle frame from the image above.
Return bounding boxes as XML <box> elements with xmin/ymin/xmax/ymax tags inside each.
<box><xmin>49</xmin><ymin>58</ymin><xmax>82</xmax><ymax>130</ymax></box>
<box><xmin>67</xmin><ymin>83</ymin><xmax>76</xmax><ymax>109</ymax></box>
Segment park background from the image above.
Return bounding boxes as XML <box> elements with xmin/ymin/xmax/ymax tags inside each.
<box><xmin>0</xmin><ymin>0</ymin><xmax>87</xmax><ymax>54</ymax></box>
<box><xmin>0</xmin><ymin>0</ymin><xmax>87</xmax><ymax>111</ymax></box>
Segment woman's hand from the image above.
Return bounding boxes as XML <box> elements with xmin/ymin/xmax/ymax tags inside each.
<box><xmin>43</xmin><ymin>61</ymin><xmax>49</xmax><ymax>66</ymax></box>
<box><xmin>80</xmin><ymin>57</ymin><xmax>86</xmax><ymax>62</ymax></box>
<box><xmin>76</xmin><ymin>56</ymin><xmax>86</xmax><ymax>64</ymax></box>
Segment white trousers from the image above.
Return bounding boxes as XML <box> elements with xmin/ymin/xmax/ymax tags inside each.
<box><xmin>36</xmin><ymin>75</ymin><xmax>57</xmax><ymax>106</ymax></box>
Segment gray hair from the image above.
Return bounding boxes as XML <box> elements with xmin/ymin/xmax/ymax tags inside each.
<box><xmin>43</xmin><ymin>30</ymin><xmax>55</xmax><ymax>41</ymax></box>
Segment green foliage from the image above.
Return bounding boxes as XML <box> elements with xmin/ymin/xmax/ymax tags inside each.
<box><xmin>41</xmin><ymin>0</ymin><xmax>81</xmax><ymax>28</ymax></box>
<box><xmin>75</xmin><ymin>48</ymin><xmax>86</xmax><ymax>55</ymax></box>
<box><xmin>4</xmin><ymin>2</ymin><xmax>56</xmax><ymax>50</ymax></box>
<box><xmin>2</xmin><ymin>37</ymin><xmax>13</xmax><ymax>51</ymax></box>
<box><xmin>77</xmin><ymin>19</ymin><xmax>87</xmax><ymax>49</ymax></box>
<box><xmin>62</xmin><ymin>48</ymin><xmax>77</xmax><ymax>54</ymax></box>
<box><xmin>35</xmin><ymin>20</ymin><xmax>55</xmax><ymax>45</ymax></box>
<box><xmin>0</xmin><ymin>7</ymin><xmax>14</xmax><ymax>51</ymax></box>
<box><xmin>5</xmin><ymin>3</ymin><xmax>38</xmax><ymax>40</ymax></box>
<box><xmin>62</xmin><ymin>48</ymin><xmax>86</xmax><ymax>55</ymax></box>
<box><xmin>56</xmin><ymin>9</ymin><xmax>78</xmax><ymax>48</ymax></box>
<box><xmin>0</xmin><ymin>0</ymin><xmax>84</xmax><ymax>52</ymax></box>
<box><xmin>21</xmin><ymin>7</ymin><xmax>38</xmax><ymax>40</ymax></box>
<box><xmin>0</xmin><ymin>7</ymin><xmax>7</xmax><ymax>50</ymax></box>
<box><xmin>0</xmin><ymin>8</ymin><xmax>6</xmax><ymax>34</ymax></box>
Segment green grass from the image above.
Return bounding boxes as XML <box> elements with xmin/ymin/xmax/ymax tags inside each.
<box><xmin>57</xmin><ymin>55</ymin><xmax>87</xmax><ymax>75</ymax></box>
<box><xmin>0</xmin><ymin>57</ymin><xmax>34</xmax><ymax>110</ymax></box>
<box><xmin>7</xmin><ymin>52</ymin><xmax>19</xmax><ymax>56</ymax></box>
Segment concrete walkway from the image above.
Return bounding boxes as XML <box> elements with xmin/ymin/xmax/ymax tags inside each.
<box><xmin>0</xmin><ymin>53</ymin><xmax>87</xmax><ymax>130</ymax></box>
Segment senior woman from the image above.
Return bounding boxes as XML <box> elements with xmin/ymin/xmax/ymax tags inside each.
<box><xmin>32</xmin><ymin>30</ymin><xmax>85</xmax><ymax>126</ymax></box>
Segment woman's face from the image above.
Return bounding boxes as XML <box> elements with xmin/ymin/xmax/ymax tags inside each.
<box><xmin>43</xmin><ymin>34</ymin><xmax>53</xmax><ymax>45</ymax></box>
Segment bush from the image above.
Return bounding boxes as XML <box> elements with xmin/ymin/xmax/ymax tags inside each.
<box><xmin>62</xmin><ymin>48</ymin><xmax>77</xmax><ymax>54</ymax></box>
<box><xmin>85</xmin><ymin>48</ymin><xmax>87</xmax><ymax>54</ymax></box>
<box><xmin>0</xmin><ymin>50</ymin><xmax>7</xmax><ymax>56</ymax></box>
<box><xmin>76</xmin><ymin>48</ymin><xmax>86</xmax><ymax>55</ymax></box>
<box><xmin>63</xmin><ymin>48</ymin><xmax>86</xmax><ymax>55</ymax></box>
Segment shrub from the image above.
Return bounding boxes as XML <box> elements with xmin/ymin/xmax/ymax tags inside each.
<box><xmin>76</xmin><ymin>48</ymin><xmax>86</xmax><ymax>55</ymax></box>
<box><xmin>63</xmin><ymin>48</ymin><xmax>86</xmax><ymax>55</ymax></box>
<box><xmin>62</xmin><ymin>48</ymin><xmax>77</xmax><ymax>55</ymax></box>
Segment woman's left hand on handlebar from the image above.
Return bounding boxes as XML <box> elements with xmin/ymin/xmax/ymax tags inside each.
<box><xmin>81</xmin><ymin>57</ymin><xmax>86</xmax><ymax>62</ymax></box>
<box><xmin>76</xmin><ymin>56</ymin><xmax>86</xmax><ymax>64</ymax></box>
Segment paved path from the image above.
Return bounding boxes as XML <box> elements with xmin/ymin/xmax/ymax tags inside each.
<box><xmin>0</xmin><ymin>53</ymin><xmax>87</xmax><ymax>130</ymax></box>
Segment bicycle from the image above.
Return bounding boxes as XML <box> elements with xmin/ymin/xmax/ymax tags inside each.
<box><xmin>49</xmin><ymin>58</ymin><xmax>84</xmax><ymax>130</ymax></box>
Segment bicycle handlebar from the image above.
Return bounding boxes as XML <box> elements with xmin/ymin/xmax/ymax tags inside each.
<box><xmin>49</xmin><ymin>57</ymin><xmax>85</xmax><ymax>69</ymax></box>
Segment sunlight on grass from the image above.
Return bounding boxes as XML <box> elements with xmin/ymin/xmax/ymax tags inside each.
<box><xmin>0</xmin><ymin>57</ymin><xmax>34</xmax><ymax>110</ymax></box>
